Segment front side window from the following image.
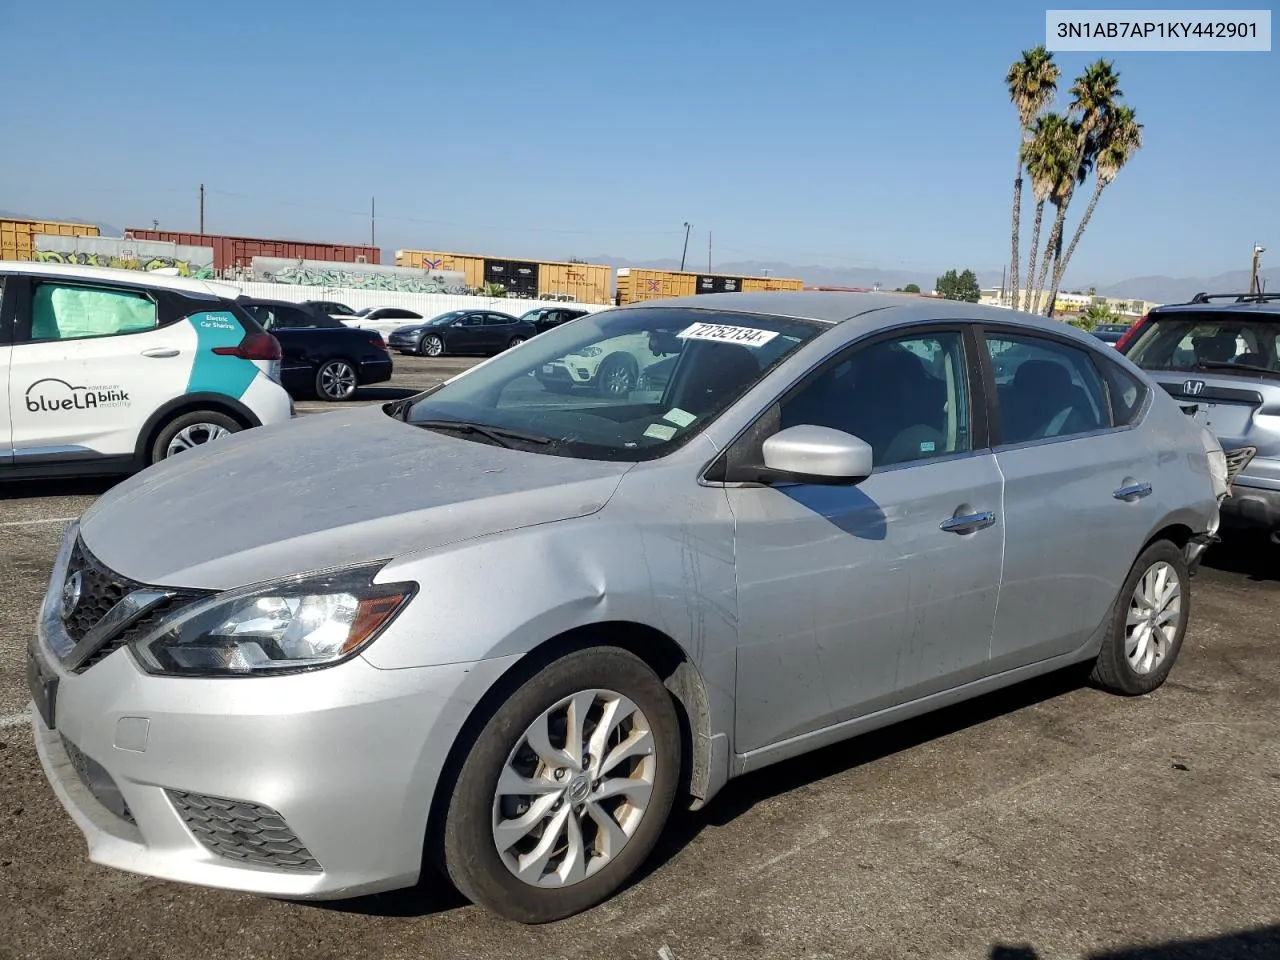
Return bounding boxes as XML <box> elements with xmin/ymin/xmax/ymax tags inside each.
<box><xmin>400</xmin><ymin>307</ymin><xmax>823</xmax><ymax>461</ymax></box>
<box><xmin>986</xmin><ymin>333</ymin><xmax>1109</xmax><ymax>444</ymax></box>
<box><xmin>1125</xmin><ymin>311</ymin><xmax>1279</xmax><ymax>379</ymax></box>
<box><xmin>29</xmin><ymin>282</ymin><xmax>157</xmax><ymax>342</ymax></box>
<box><xmin>779</xmin><ymin>331</ymin><xmax>971</xmax><ymax>467</ymax></box>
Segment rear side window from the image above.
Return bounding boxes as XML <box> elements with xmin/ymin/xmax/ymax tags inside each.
<box><xmin>485</xmin><ymin>314</ymin><xmax>514</xmax><ymax>326</ymax></box>
<box><xmin>986</xmin><ymin>334</ymin><xmax>1109</xmax><ymax>444</ymax></box>
<box><xmin>1099</xmin><ymin>358</ymin><xmax>1147</xmax><ymax>426</ymax></box>
<box><xmin>30</xmin><ymin>282</ymin><xmax>157</xmax><ymax>342</ymax></box>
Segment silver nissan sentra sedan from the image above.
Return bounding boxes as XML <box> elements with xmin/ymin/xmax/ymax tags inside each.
<box><xmin>29</xmin><ymin>292</ymin><xmax>1227</xmax><ymax>923</ymax></box>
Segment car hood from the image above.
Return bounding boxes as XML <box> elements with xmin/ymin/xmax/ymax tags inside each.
<box><xmin>79</xmin><ymin>406</ymin><xmax>633</xmax><ymax>590</ymax></box>
<box><xmin>390</xmin><ymin>323</ymin><xmax>424</xmax><ymax>335</ymax></box>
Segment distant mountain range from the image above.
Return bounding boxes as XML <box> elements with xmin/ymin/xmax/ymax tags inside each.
<box><xmin>4</xmin><ymin>209</ymin><xmax>1270</xmax><ymax>305</ymax></box>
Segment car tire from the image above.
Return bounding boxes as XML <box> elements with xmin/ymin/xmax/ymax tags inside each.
<box><xmin>596</xmin><ymin>355</ymin><xmax>638</xmax><ymax>398</ymax></box>
<box><xmin>149</xmin><ymin>410</ymin><xmax>241</xmax><ymax>465</ymax></box>
<box><xmin>315</xmin><ymin>359</ymin><xmax>358</xmax><ymax>401</ymax></box>
<box><xmin>1090</xmin><ymin>540</ymin><xmax>1191</xmax><ymax>696</ymax></box>
<box><xmin>441</xmin><ymin>646</ymin><xmax>681</xmax><ymax>924</ymax></box>
<box><xmin>507</xmin><ymin>336</ymin><xmax>526</xmax><ymax>350</ymax></box>
<box><xmin>419</xmin><ymin>335</ymin><xmax>445</xmax><ymax>358</ymax></box>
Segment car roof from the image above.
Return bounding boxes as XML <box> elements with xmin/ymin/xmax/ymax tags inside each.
<box><xmin>0</xmin><ymin>261</ymin><xmax>242</xmax><ymax>299</ymax></box>
<box><xmin>1149</xmin><ymin>300</ymin><xmax>1280</xmax><ymax>319</ymax></box>
<box><xmin>618</xmin><ymin>290</ymin><xmax>1099</xmax><ymax>339</ymax></box>
<box><xmin>239</xmin><ymin>297</ymin><xmax>316</xmax><ymax>309</ymax></box>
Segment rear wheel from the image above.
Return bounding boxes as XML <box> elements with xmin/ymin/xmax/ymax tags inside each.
<box><xmin>1090</xmin><ymin>540</ymin><xmax>1190</xmax><ymax>695</ymax></box>
<box><xmin>419</xmin><ymin>335</ymin><xmax>445</xmax><ymax>358</ymax></box>
<box><xmin>441</xmin><ymin>646</ymin><xmax>680</xmax><ymax>923</ymax></box>
<box><xmin>507</xmin><ymin>336</ymin><xmax>526</xmax><ymax>350</ymax></box>
<box><xmin>315</xmin><ymin>359</ymin><xmax>358</xmax><ymax>401</ymax></box>
<box><xmin>149</xmin><ymin>410</ymin><xmax>241</xmax><ymax>465</ymax></box>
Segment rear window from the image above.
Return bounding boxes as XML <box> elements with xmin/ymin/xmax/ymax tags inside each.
<box><xmin>1126</xmin><ymin>311</ymin><xmax>1280</xmax><ymax>379</ymax></box>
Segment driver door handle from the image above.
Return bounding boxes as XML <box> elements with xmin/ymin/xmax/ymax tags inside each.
<box><xmin>141</xmin><ymin>348</ymin><xmax>180</xmax><ymax>358</ymax></box>
<box><xmin>1113</xmin><ymin>482</ymin><xmax>1152</xmax><ymax>501</ymax></box>
<box><xmin>939</xmin><ymin>511</ymin><xmax>996</xmax><ymax>534</ymax></box>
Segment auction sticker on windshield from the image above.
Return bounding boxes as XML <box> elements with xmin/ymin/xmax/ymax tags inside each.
<box><xmin>678</xmin><ymin>322</ymin><xmax>780</xmax><ymax>347</ymax></box>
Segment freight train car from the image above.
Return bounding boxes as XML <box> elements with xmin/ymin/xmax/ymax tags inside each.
<box><xmin>396</xmin><ymin>249</ymin><xmax>612</xmax><ymax>304</ymax></box>
<box><xmin>615</xmin><ymin>268</ymin><xmax>804</xmax><ymax>305</ymax></box>
<box><xmin>1</xmin><ymin>218</ymin><xmax>100</xmax><ymax>261</ymax></box>
<box><xmin>125</xmin><ymin>229</ymin><xmax>379</xmax><ymax>272</ymax></box>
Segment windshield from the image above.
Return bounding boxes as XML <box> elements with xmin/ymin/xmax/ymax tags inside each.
<box><xmin>399</xmin><ymin>307</ymin><xmax>824</xmax><ymax>461</ymax></box>
<box><xmin>355</xmin><ymin>307</ymin><xmax>372</xmax><ymax>317</ymax></box>
<box><xmin>426</xmin><ymin>311</ymin><xmax>467</xmax><ymax>326</ymax></box>
<box><xmin>1126</xmin><ymin>311</ymin><xmax>1280</xmax><ymax>378</ymax></box>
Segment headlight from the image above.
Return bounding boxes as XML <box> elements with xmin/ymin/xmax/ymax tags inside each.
<box><xmin>131</xmin><ymin>563</ymin><xmax>415</xmax><ymax>677</ymax></box>
<box><xmin>574</xmin><ymin>346</ymin><xmax>603</xmax><ymax>358</ymax></box>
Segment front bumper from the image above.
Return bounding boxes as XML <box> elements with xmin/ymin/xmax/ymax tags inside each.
<box><xmin>28</xmin><ymin>542</ymin><xmax>518</xmax><ymax>899</ymax></box>
<box><xmin>387</xmin><ymin>334</ymin><xmax>421</xmax><ymax>351</ymax></box>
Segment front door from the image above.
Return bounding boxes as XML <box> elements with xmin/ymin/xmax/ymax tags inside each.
<box><xmin>729</xmin><ymin>328</ymin><xmax>1004</xmax><ymax>754</ymax></box>
<box><xmin>452</xmin><ymin>313</ymin><xmax>487</xmax><ymax>352</ymax></box>
<box><xmin>7</xmin><ymin>276</ymin><xmax>181</xmax><ymax>463</ymax></box>
<box><xmin>981</xmin><ymin>328</ymin><xmax>1164</xmax><ymax>670</ymax></box>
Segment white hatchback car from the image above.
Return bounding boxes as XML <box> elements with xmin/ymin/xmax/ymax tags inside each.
<box><xmin>1</xmin><ymin>263</ymin><xmax>293</xmax><ymax>478</ymax></box>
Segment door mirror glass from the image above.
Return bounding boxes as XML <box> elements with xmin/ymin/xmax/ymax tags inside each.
<box><xmin>760</xmin><ymin>425</ymin><xmax>873</xmax><ymax>484</ymax></box>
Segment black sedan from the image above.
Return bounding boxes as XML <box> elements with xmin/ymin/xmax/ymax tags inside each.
<box><xmin>238</xmin><ymin>298</ymin><xmax>393</xmax><ymax>401</ymax></box>
<box><xmin>386</xmin><ymin>309</ymin><xmax>535</xmax><ymax>357</ymax></box>
<box><xmin>517</xmin><ymin>306</ymin><xmax>589</xmax><ymax>335</ymax></box>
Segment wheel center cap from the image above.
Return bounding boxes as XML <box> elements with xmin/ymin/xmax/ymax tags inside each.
<box><xmin>566</xmin><ymin>774</ymin><xmax>590</xmax><ymax>803</ymax></box>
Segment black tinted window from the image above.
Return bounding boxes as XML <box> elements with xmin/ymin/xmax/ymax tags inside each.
<box><xmin>485</xmin><ymin>313</ymin><xmax>514</xmax><ymax>326</ymax></box>
<box><xmin>986</xmin><ymin>334</ymin><xmax>1109</xmax><ymax>443</ymax></box>
<box><xmin>780</xmin><ymin>332</ymin><xmax>971</xmax><ymax>467</ymax></box>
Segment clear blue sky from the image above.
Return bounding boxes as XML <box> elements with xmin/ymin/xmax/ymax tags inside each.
<box><xmin>0</xmin><ymin>0</ymin><xmax>1274</xmax><ymax>286</ymax></box>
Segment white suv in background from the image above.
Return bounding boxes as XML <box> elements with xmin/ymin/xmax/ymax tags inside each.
<box><xmin>0</xmin><ymin>263</ymin><xmax>293</xmax><ymax>479</ymax></box>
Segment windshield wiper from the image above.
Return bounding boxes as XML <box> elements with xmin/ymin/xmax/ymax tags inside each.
<box><xmin>415</xmin><ymin>419</ymin><xmax>554</xmax><ymax>448</ymax></box>
<box><xmin>1195</xmin><ymin>360</ymin><xmax>1278</xmax><ymax>375</ymax></box>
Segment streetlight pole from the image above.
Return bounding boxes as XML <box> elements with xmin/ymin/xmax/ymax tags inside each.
<box><xmin>680</xmin><ymin>223</ymin><xmax>691</xmax><ymax>272</ymax></box>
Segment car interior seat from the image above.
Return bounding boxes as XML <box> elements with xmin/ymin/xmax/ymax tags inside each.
<box><xmin>674</xmin><ymin>343</ymin><xmax>762</xmax><ymax>416</ymax></box>
<box><xmin>1004</xmin><ymin>359</ymin><xmax>1099</xmax><ymax>442</ymax></box>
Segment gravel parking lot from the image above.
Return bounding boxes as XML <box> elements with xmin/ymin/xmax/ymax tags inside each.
<box><xmin>2</xmin><ymin>355</ymin><xmax>1278</xmax><ymax>960</ymax></box>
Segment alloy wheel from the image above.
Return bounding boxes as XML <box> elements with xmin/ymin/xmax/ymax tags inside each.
<box><xmin>165</xmin><ymin>423</ymin><xmax>231</xmax><ymax>457</ymax></box>
<box><xmin>319</xmin><ymin>360</ymin><xmax>357</xmax><ymax>400</ymax></box>
<box><xmin>602</xmin><ymin>364</ymin><xmax>632</xmax><ymax>396</ymax></box>
<box><xmin>492</xmin><ymin>689</ymin><xmax>656</xmax><ymax>888</ymax></box>
<box><xmin>1125</xmin><ymin>560</ymin><xmax>1181</xmax><ymax>675</ymax></box>
<box><xmin>422</xmin><ymin>336</ymin><xmax>444</xmax><ymax>357</ymax></box>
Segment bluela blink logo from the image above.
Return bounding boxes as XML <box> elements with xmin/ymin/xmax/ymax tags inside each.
<box><xmin>25</xmin><ymin>378</ymin><xmax>131</xmax><ymax>413</ymax></box>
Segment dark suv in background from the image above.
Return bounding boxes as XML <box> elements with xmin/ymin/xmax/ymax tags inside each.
<box><xmin>518</xmin><ymin>306</ymin><xmax>589</xmax><ymax>335</ymax></box>
<box><xmin>1120</xmin><ymin>292</ymin><xmax>1279</xmax><ymax>540</ymax></box>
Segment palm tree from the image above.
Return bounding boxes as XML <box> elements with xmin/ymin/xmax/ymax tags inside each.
<box><xmin>1049</xmin><ymin>106</ymin><xmax>1143</xmax><ymax>309</ymax></box>
<box><xmin>1031</xmin><ymin>119</ymin><xmax>1090</xmax><ymax>314</ymax></box>
<box><xmin>1043</xmin><ymin>60</ymin><xmax>1121</xmax><ymax>315</ymax></box>
<box><xmin>1005</xmin><ymin>47</ymin><xmax>1059</xmax><ymax>307</ymax></box>
<box><xmin>1021</xmin><ymin>113</ymin><xmax>1072</xmax><ymax>311</ymax></box>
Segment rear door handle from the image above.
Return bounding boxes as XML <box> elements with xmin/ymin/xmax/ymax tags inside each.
<box><xmin>141</xmin><ymin>348</ymin><xmax>180</xmax><ymax>358</ymax></box>
<box><xmin>939</xmin><ymin>510</ymin><xmax>996</xmax><ymax>534</ymax></box>
<box><xmin>1113</xmin><ymin>482</ymin><xmax>1152</xmax><ymax>501</ymax></box>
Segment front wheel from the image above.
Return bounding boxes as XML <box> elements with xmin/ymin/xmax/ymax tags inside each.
<box><xmin>442</xmin><ymin>646</ymin><xmax>680</xmax><ymax>923</ymax></box>
<box><xmin>315</xmin><ymin>359</ymin><xmax>358</xmax><ymax>401</ymax></box>
<box><xmin>149</xmin><ymin>410</ymin><xmax>241</xmax><ymax>465</ymax></box>
<box><xmin>1090</xmin><ymin>540</ymin><xmax>1191</xmax><ymax>695</ymax></box>
<box><xmin>419</xmin><ymin>335</ymin><xmax>445</xmax><ymax>358</ymax></box>
<box><xmin>595</xmin><ymin>355</ymin><xmax>637</xmax><ymax>398</ymax></box>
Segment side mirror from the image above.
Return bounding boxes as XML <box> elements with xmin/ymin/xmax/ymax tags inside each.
<box><xmin>758</xmin><ymin>425</ymin><xmax>874</xmax><ymax>485</ymax></box>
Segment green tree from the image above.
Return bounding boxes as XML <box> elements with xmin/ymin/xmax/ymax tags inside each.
<box><xmin>1020</xmin><ymin>112</ymin><xmax>1073</xmax><ymax>311</ymax></box>
<box><xmin>1043</xmin><ymin>59</ymin><xmax>1122</xmax><ymax>315</ymax></box>
<box><xmin>1032</xmin><ymin>116</ymin><xmax>1092</xmax><ymax>314</ymax></box>
<box><xmin>903</xmin><ymin>282</ymin><xmax>921</xmax><ymax>293</ymax></box>
<box><xmin>1005</xmin><ymin>47</ymin><xmax>1060</xmax><ymax>314</ymax></box>
<box><xmin>935</xmin><ymin>270</ymin><xmax>980</xmax><ymax>302</ymax></box>
<box><xmin>1050</xmin><ymin>106</ymin><xmax>1143</xmax><ymax>309</ymax></box>
<box><xmin>482</xmin><ymin>282</ymin><xmax>507</xmax><ymax>297</ymax></box>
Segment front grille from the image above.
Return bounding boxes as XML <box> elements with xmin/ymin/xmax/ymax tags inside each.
<box><xmin>61</xmin><ymin>736</ymin><xmax>135</xmax><ymax>825</ymax></box>
<box><xmin>62</xmin><ymin>540</ymin><xmax>142</xmax><ymax>644</ymax></box>
<box><xmin>167</xmin><ymin>791</ymin><xmax>322</xmax><ymax>873</ymax></box>
<box><xmin>58</xmin><ymin>538</ymin><xmax>208</xmax><ymax>673</ymax></box>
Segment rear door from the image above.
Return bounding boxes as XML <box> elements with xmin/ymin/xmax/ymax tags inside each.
<box><xmin>484</xmin><ymin>313</ymin><xmax>517</xmax><ymax>348</ymax></box>
<box><xmin>8</xmin><ymin>275</ymin><xmax>189</xmax><ymax>463</ymax></box>
<box><xmin>980</xmin><ymin>326</ymin><xmax>1160</xmax><ymax>671</ymax></box>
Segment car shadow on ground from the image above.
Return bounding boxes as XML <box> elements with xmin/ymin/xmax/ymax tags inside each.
<box><xmin>350</xmin><ymin>385</ymin><xmax>421</xmax><ymax>402</ymax></box>
<box><xmin>1201</xmin><ymin>532</ymin><xmax>1279</xmax><ymax>583</ymax></box>
<box><xmin>0</xmin><ymin>476</ymin><xmax>117</xmax><ymax>501</ymax></box>
<box><xmin>991</xmin><ymin>924</ymin><xmax>1280</xmax><ymax>958</ymax></box>
<box><xmin>313</xmin><ymin>664</ymin><xmax>1092</xmax><ymax>920</ymax></box>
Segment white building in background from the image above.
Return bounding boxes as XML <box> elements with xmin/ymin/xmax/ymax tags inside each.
<box><xmin>979</xmin><ymin>288</ymin><xmax>1160</xmax><ymax>317</ymax></box>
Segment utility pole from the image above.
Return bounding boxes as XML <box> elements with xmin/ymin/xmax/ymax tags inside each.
<box><xmin>680</xmin><ymin>222</ymin><xmax>691</xmax><ymax>272</ymax></box>
<box><xmin>1250</xmin><ymin>243</ymin><xmax>1266</xmax><ymax>296</ymax></box>
<box><xmin>198</xmin><ymin>183</ymin><xmax>205</xmax><ymax>236</ymax></box>
<box><xmin>707</xmin><ymin>231</ymin><xmax>712</xmax><ymax>273</ymax></box>
<box><xmin>371</xmin><ymin>196</ymin><xmax>377</xmax><ymax>250</ymax></box>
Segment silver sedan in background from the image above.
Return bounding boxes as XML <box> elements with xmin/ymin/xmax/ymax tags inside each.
<box><xmin>28</xmin><ymin>293</ymin><xmax>1225</xmax><ymax>924</ymax></box>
